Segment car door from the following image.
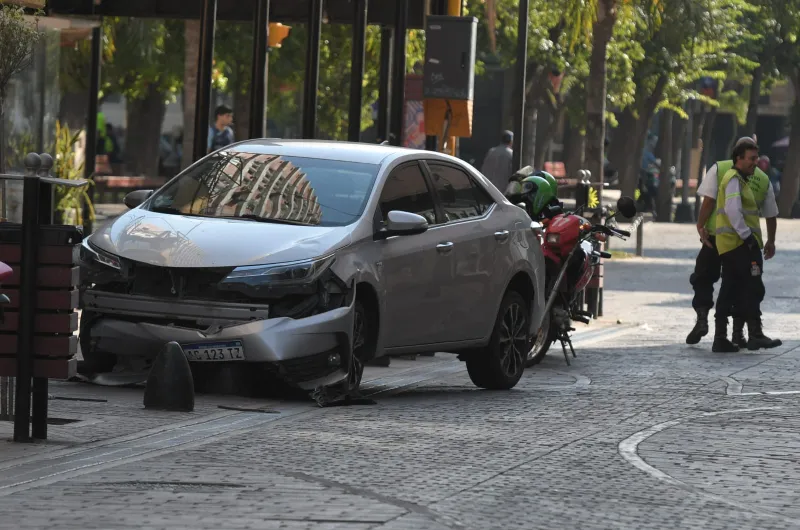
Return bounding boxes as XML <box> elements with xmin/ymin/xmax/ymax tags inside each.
<box><xmin>422</xmin><ymin>160</ymin><xmax>514</xmax><ymax>342</ymax></box>
<box><xmin>374</xmin><ymin>162</ymin><xmax>454</xmax><ymax>349</ymax></box>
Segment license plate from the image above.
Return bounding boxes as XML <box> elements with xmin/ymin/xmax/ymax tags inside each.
<box><xmin>182</xmin><ymin>340</ymin><xmax>246</xmax><ymax>362</ymax></box>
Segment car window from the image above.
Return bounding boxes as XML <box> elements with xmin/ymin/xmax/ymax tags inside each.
<box><xmin>147</xmin><ymin>150</ymin><xmax>380</xmax><ymax>227</ymax></box>
<box><xmin>377</xmin><ymin>164</ymin><xmax>437</xmax><ymax>225</ymax></box>
<box><xmin>426</xmin><ymin>162</ymin><xmax>494</xmax><ymax>223</ymax></box>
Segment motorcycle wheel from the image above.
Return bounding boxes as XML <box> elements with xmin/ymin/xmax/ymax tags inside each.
<box><xmin>526</xmin><ymin>310</ymin><xmax>555</xmax><ymax>367</ymax></box>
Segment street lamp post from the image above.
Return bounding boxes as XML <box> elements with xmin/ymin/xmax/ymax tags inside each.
<box><xmin>674</xmin><ymin>99</ymin><xmax>696</xmax><ymax>223</ymax></box>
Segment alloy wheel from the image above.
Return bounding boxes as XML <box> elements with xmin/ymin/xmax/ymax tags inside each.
<box><xmin>498</xmin><ymin>302</ymin><xmax>528</xmax><ymax>377</ymax></box>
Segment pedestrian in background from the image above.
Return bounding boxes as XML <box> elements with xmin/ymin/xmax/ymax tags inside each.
<box><xmin>208</xmin><ymin>105</ymin><xmax>235</xmax><ymax>154</ymax></box>
<box><xmin>481</xmin><ymin>130</ymin><xmax>514</xmax><ymax>192</ymax></box>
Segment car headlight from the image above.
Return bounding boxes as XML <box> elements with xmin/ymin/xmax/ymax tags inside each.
<box><xmin>546</xmin><ymin>233</ymin><xmax>560</xmax><ymax>245</ymax></box>
<box><xmin>221</xmin><ymin>255</ymin><xmax>335</xmax><ymax>286</ymax></box>
<box><xmin>81</xmin><ymin>240</ymin><xmax>121</xmax><ymax>270</ymax></box>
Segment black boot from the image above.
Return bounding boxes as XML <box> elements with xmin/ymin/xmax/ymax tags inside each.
<box><xmin>712</xmin><ymin>318</ymin><xmax>739</xmax><ymax>353</ymax></box>
<box><xmin>746</xmin><ymin>318</ymin><xmax>782</xmax><ymax>350</ymax></box>
<box><xmin>686</xmin><ymin>309</ymin><xmax>710</xmax><ymax>345</ymax></box>
<box><xmin>732</xmin><ymin>318</ymin><xmax>747</xmax><ymax>348</ymax></box>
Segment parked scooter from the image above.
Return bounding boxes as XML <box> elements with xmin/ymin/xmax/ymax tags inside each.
<box><xmin>505</xmin><ymin>168</ymin><xmax>637</xmax><ymax>366</ymax></box>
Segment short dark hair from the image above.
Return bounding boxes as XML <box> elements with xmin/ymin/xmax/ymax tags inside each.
<box><xmin>501</xmin><ymin>130</ymin><xmax>513</xmax><ymax>144</ymax></box>
<box><xmin>215</xmin><ymin>105</ymin><xmax>233</xmax><ymax>118</ymax></box>
<box><xmin>731</xmin><ymin>140</ymin><xmax>759</xmax><ymax>163</ymax></box>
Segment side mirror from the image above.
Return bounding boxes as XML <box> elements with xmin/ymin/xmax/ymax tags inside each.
<box><xmin>123</xmin><ymin>189</ymin><xmax>154</xmax><ymax>209</ymax></box>
<box><xmin>616</xmin><ymin>196</ymin><xmax>637</xmax><ymax>218</ymax></box>
<box><xmin>376</xmin><ymin>210</ymin><xmax>429</xmax><ymax>239</ymax></box>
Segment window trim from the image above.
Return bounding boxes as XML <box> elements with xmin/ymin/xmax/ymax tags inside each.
<box><xmin>372</xmin><ymin>161</ymin><xmax>444</xmax><ymax>233</ymax></box>
<box><xmin>420</xmin><ymin>160</ymin><xmax>496</xmax><ymax>226</ymax></box>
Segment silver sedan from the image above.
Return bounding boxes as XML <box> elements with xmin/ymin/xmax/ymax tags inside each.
<box><xmin>79</xmin><ymin>140</ymin><xmax>546</xmax><ymax>393</ymax></box>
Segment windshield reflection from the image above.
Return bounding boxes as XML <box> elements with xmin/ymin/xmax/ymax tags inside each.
<box><xmin>148</xmin><ymin>150</ymin><xmax>379</xmax><ymax>227</ymax></box>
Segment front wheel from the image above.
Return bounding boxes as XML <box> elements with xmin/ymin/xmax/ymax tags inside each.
<box><xmin>466</xmin><ymin>290</ymin><xmax>529</xmax><ymax>390</ymax></box>
<box><xmin>526</xmin><ymin>309</ymin><xmax>554</xmax><ymax>367</ymax></box>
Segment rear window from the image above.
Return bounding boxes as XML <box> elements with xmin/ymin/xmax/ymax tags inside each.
<box><xmin>147</xmin><ymin>150</ymin><xmax>380</xmax><ymax>226</ymax></box>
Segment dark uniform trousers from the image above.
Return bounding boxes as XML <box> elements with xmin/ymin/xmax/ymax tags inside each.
<box><xmin>715</xmin><ymin>241</ymin><xmax>766</xmax><ymax>321</ymax></box>
<box><xmin>690</xmin><ymin>235</ymin><xmax>764</xmax><ymax>318</ymax></box>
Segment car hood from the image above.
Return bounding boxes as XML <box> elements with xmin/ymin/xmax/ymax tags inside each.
<box><xmin>89</xmin><ymin>210</ymin><xmax>353</xmax><ymax>268</ymax></box>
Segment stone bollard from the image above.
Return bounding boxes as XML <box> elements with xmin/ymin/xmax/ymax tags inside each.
<box><xmin>143</xmin><ymin>342</ymin><xmax>195</xmax><ymax>412</ymax></box>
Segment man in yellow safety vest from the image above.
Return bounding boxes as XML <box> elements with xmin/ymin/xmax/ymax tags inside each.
<box><xmin>686</xmin><ymin>136</ymin><xmax>781</xmax><ymax>351</ymax></box>
<box><xmin>708</xmin><ymin>140</ymin><xmax>780</xmax><ymax>352</ymax></box>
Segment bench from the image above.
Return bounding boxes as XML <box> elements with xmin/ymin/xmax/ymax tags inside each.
<box><xmin>93</xmin><ymin>175</ymin><xmax>168</xmax><ymax>204</ymax></box>
<box><xmin>0</xmin><ymin>224</ymin><xmax>81</xmax><ymax>382</ymax></box>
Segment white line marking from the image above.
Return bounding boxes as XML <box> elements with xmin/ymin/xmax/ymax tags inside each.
<box><xmin>618</xmin><ymin>406</ymin><xmax>797</xmax><ymax>522</ymax></box>
<box><xmin>722</xmin><ymin>376</ymin><xmax>800</xmax><ymax>396</ymax></box>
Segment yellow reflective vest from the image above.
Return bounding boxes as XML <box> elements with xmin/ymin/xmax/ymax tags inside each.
<box><xmin>703</xmin><ymin>160</ymin><xmax>770</xmax><ymax>233</ymax></box>
<box><xmin>715</xmin><ymin>168</ymin><xmax>763</xmax><ymax>255</ymax></box>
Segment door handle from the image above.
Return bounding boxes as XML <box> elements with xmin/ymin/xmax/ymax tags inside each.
<box><xmin>436</xmin><ymin>241</ymin><xmax>454</xmax><ymax>254</ymax></box>
<box><xmin>494</xmin><ymin>230</ymin><xmax>510</xmax><ymax>242</ymax></box>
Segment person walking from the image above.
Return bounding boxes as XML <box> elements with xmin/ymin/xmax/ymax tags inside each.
<box><xmin>687</xmin><ymin>136</ymin><xmax>780</xmax><ymax>350</ymax></box>
<box><xmin>708</xmin><ymin>140</ymin><xmax>780</xmax><ymax>352</ymax></box>
<box><xmin>481</xmin><ymin>131</ymin><xmax>514</xmax><ymax>192</ymax></box>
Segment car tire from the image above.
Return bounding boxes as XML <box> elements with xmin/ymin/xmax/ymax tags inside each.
<box><xmin>77</xmin><ymin>311</ymin><xmax>116</xmax><ymax>374</ymax></box>
<box><xmin>349</xmin><ymin>299</ymin><xmax>376</xmax><ymax>390</ymax></box>
<box><xmin>466</xmin><ymin>290</ymin><xmax>529</xmax><ymax>390</ymax></box>
<box><xmin>527</xmin><ymin>310</ymin><xmax>553</xmax><ymax>367</ymax></box>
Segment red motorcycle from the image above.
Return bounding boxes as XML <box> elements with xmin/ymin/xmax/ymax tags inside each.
<box><xmin>527</xmin><ymin>196</ymin><xmax>637</xmax><ymax>366</ymax></box>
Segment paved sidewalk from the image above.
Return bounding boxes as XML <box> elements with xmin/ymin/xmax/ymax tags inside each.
<box><xmin>0</xmin><ymin>220</ymin><xmax>798</xmax><ymax>529</ymax></box>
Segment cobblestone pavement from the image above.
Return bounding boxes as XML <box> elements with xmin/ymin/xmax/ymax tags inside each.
<box><xmin>0</xmin><ymin>220</ymin><xmax>799</xmax><ymax>529</ymax></box>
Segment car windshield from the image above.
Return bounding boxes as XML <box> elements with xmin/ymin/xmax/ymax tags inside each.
<box><xmin>146</xmin><ymin>150</ymin><xmax>380</xmax><ymax>226</ymax></box>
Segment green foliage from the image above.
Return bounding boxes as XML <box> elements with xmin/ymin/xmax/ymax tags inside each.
<box><xmin>0</xmin><ymin>4</ymin><xmax>42</xmax><ymax>100</ymax></box>
<box><xmin>103</xmin><ymin>18</ymin><xmax>185</xmax><ymax>103</ymax></box>
<box><xmin>53</xmin><ymin>121</ymin><xmax>95</xmax><ymax>225</ymax></box>
<box><xmin>217</xmin><ymin>23</ymin><xmax>426</xmax><ymax>140</ymax></box>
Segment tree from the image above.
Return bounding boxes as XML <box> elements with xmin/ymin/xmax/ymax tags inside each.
<box><xmin>104</xmin><ymin>18</ymin><xmax>185</xmax><ymax>176</ymax></box>
<box><xmin>0</xmin><ymin>5</ymin><xmax>41</xmax><ymax>171</ymax></box>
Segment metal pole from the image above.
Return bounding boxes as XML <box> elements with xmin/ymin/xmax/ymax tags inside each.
<box><xmin>31</xmin><ymin>154</ymin><xmax>53</xmax><ymax>440</ymax></box>
<box><xmin>674</xmin><ymin>101</ymin><xmax>696</xmax><ymax>223</ymax></box>
<box><xmin>248</xmin><ymin>0</ymin><xmax>270</xmax><ymax>139</ymax></box>
<box><xmin>193</xmin><ymin>0</ymin><xmax>218</xmax><ymax>162</ymax></box>
<box><xmin>389</xmin><ymin>0</ymin><xmax>408</xmax><ymax>146</ymax></box>
<box><xmin>84</xmin><ymin>25</ymin><xmax>102</xmax><ymax>235</ymax></box>
<box><xmin>636</xmin><ymin>221</ymin><xmax>644</xmax><ymax>257</ymax></box>
<box><xmin>348</xmin><ymin>0</ymin><xmax>368</xmax><ymax>142</ymax></box>
<box><xmin>377</xmin><ymin>27</ymin><xmax>393</xmax><ymax>143</ymax></box>
<box><xmin>303</xmin><ymin>0</ymin><xmax>324</xmax><ymax>139</ymax></box>
<box><xmin>14</xmin><ymin>153</ymin><xmax>42</xmax><ymax>443</ymax></box>
<box><xmin>511</xmin><ymin>0</ymin><xmax>529</xmax><ymax>171</ymax></box>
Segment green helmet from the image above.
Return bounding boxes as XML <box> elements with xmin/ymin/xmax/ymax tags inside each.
<box><xmin>536</xmin><ymin>171</ymin><xmax>558</xmax><ymax>193</ymax></box>
<box><xmin>520</xmin><ymin>175</ymin><xmax>556</xmax><ymax>216</ymax></box>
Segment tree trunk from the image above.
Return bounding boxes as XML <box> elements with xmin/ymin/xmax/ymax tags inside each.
<box><xmin>182</xmin><ymin>19</ymin><xmax>201</xmax><ymax>169</ymax></box>
<box><xmin>613</xmin><ymin>75</ymin><xmax>668</xmax><ymax>199</ymax></box>
<box><xmin>58</xmin><ymin>91</ymin><xmax>88</xmax><ymax>131</ymax></box>
<box><xmin>583</xmin><ymin>0</ymin><xmax>617</xmax><ymax>208</ymax></box>
<box><xmin>564</xmin><ymin>126</ymin><xmax>585</xmax><ymax>177</ymax></box>
<box><xmin>656</xmin><ymin>110</ymin><xmax>673</xmax><ymax>222</ymax></box>
<box><xmin>124</xmin><ymin>85</ymin><xmax>167</xmax><ymax>176</ymax></box>
<box><xmin>700</xmin><ymin>106</ymin><xmax>717</xmax><ymax>173</ymax></box>
<box><xmin>778</xmin><ymin>99</ymin><xmax>800</xmax><ymax>218</ymax></box>
<box><xmin>607</xmin><ymin>108</ymin><xmax>634</xmax><ymax>179</ymax></box>
<box><xmin>0</xmin><ymin>98</ymin><xmax>5</xmax><ymax>174</ymax></box>
<box><xmin>233</xmin><ymin>85</ymin><xmax>250</xmax><ymax>143</ymax></box>
<box><xmin>534</xmin><ymin>100</ymin><xmax>552</xmax><ymax>169</ymax></box>
<box><xmin>743</xmin><ymin>64</ymin><xmax>763</xmax><ymax>138</ymax></box>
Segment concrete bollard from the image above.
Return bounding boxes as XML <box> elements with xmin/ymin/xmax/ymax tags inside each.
<box><xmin>143</xmin><ymin>342</ymin><xmax>195</xmax><ymax>412</ymax></box>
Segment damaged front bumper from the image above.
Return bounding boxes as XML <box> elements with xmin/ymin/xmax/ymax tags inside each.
<box><xmin>81</xmin><ymin>289</ymin><xmax>355</xmax><ymax>390</ymax></box>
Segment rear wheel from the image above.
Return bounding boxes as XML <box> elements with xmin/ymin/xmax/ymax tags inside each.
<box><xmin>466</xmin><ymin>290</ymin><xmax>529</xmax><ymax>390</ymax></box>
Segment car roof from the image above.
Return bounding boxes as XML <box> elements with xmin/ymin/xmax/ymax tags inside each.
<box><xmin>227</xmin><ymin>139</ymin><xmax>459</xmax><ymax>166</ymax></box>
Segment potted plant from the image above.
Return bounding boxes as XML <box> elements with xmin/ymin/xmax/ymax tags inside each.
<box><xmin>53</xmin><ymin>121</ymin><xmax>95</xmax><ymax>225</ymax></box>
